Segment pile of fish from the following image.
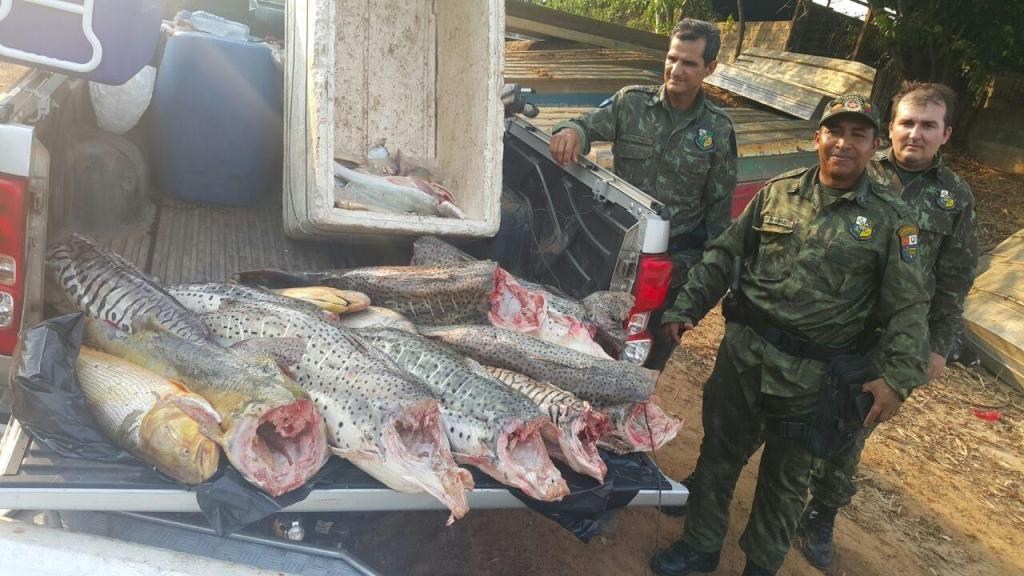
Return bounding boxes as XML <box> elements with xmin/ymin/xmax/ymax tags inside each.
<box><xmin>41</xmin><ymin>233</ymin><xmax>682</xmax><ymax>524</ymax></box>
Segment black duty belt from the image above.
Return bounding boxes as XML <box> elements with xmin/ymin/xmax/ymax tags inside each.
<box><xmin>721</xmin><ymin>295</ymin><xmax>849</xmax><ymax>363</ymax></box>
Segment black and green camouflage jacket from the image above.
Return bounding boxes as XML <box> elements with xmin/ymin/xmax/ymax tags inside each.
<box><xmin>663</xmin><ymin>167</ymin><xmax>930</xmax><ymax>398</ymax></box>
<box><xmin>552</xmin><ymin>85</ymin><xmax>738</xmax><ymax>274</ymax></box>
<box><xmin>868</xmin><ymin>150</ymin><xmax>978</xmax><ymax>358</ymax></box>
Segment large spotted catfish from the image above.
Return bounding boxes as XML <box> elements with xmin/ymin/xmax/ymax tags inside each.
<box><xmin>421</xmin><ymin>325</ymin><xmax>659</xmax><ymax>405</ymax></box>
<box><xmin>355</xmin><ymin>327</ymin><xmax>569</xmax><ymax>501</ymax></box>
<box><xmin>199</xmin><ymin>300</ymin><xmax>474</xmax><ymax>524</ymax></box>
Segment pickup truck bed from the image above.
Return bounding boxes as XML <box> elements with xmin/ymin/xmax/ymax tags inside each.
<box><xmin>0</xmin><ymin>70</ymin><xmax>686</xmax><ymax>573</ymax></box>
<box><xmin>2</xmin><ymin>181</ymin><xmax>685</xmax><ymax>511</ymax></box>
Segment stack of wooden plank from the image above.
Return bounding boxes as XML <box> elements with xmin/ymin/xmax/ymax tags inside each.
<box><xmin>964</xmin><ymin>230</ymin><xmax>1024</xmax><ymax>392</ymax></box>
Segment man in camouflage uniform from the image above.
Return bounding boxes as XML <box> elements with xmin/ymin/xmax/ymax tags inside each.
<box><xmin>649</xmin><ymin>95</ymin><xmax>930</xmax><ymax>576</ymax></box>
<box><xmin>548</xmin><ymin>18</ymin><xmax>737</xmax><ymax>370</ymax></box>
<box><xmin>799</xmin><ymin>82</ymin><xmax>979</xmax><ymax>569</ymax></box>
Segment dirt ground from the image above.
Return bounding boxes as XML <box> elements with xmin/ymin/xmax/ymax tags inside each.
<box><xmin>335</xmin><ymin>158</ymin><xmax>1024</xmax><ymax>575</ymax></box>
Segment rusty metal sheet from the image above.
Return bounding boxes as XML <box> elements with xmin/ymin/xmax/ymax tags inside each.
<box><xmin>505</xmin><ymin>46</ymin><xmax>662</xmax><ymax>94</ymax></box>
<box><xmin>706</xmin><ymin>48</ymin><xmax>876</xmax><ymax>120</ymax></box>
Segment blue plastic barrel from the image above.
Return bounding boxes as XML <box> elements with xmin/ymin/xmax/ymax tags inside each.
<box><xmin>0</xmin><ymin>0</ymin><xmax>164</xmax><ymax>85</ymax></box>
<box><xmin>154</xmin><ymin>32</ymin><xmax>281</xmax><ymax>206</ymax></box>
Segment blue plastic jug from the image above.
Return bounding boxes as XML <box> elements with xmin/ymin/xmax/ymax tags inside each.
<box><xmin>0</xmin><ymin>0</ymin><xmax>164</xmax><ymax>85</ymax></box>
<box><xmin>154</xmin><ymin>31</ymin><xmax>282</xmax><ymax>206</ymax></box>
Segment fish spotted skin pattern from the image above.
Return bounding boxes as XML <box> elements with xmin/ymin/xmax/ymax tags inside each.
<box><xmin>199</xmin><ymin>300</ymin><xmax>474</xmax><ymax>524</ymax></box>
<box><xmin>484</xmin><ymin>366</ymin><xmax>609</xmax><ymax>482</ymax></box>
<box><xmin>421</xmin><ymin>325</ymin><xmax>658</xmax><ymax>405</ymax></box>
<box><xmin>357</xmin><ymin>327</ymin><xmax>569</xmax><ymax>501</ymax></box>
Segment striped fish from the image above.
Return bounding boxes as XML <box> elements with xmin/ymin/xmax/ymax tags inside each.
<box><xmin>45</xmin><ymin>234</ymin><xmax>210</xmax><ymax>342</ymax></box>
<box><xmin>483</xmin><ymin>366</ymin><xmax>609</xmax><ymax>483</ymax></box>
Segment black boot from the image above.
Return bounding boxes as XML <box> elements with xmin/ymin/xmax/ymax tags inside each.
<box><xmin>659</xmin><ymin>475</ymin><xmax>693</xmax><ymax>517</ymax></box>
<box><xmin>740</xmin><ymin>559</ymin><xmax>775</xmax><ymax>576</ymax></box>
<box><xmin>649</xmin><ymin>539</ymin><xmax>720</xmax><ymax>576</ymax></box>
<box><xmin>799</xmin><ymin>500</ymin><xmax>838</xmax><ymax>569</ymax></box>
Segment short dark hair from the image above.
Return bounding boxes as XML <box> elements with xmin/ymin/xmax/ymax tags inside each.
<box><xmin>891</xmin><ymin>81</ymin><xmax>957</xmax><ymax>128</ymax></box>
<box><xmin>670</xmin><ymin>18</ymin><xmax>721</xmax><ymax>65</ymax></box>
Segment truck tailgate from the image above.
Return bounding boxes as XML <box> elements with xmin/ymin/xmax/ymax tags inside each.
<box><xmin>0</xmin><ymin>427</ymin><xmax>686</xmax><ymax>512</ymax></box>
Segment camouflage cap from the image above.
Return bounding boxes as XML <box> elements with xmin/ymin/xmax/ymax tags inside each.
<box><xmin>819</xmin><ymin>94</ymin><xmax>880</xmax><ymax>130</ymax></box>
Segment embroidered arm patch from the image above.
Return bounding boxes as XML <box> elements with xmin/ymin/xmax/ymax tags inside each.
<box><xmin>898</xmin><ymin>224</ymin><xmax>920</xmax><ymax>262</ymax></box>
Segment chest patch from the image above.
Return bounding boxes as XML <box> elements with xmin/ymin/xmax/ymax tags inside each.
<box><xmin>763</xmin><ymin>215</ymin><xmax>795</xmax><ymax>229</ymax></box>
<box><xmin>695</xmin><ymin>128</ymin><xmax>714</xmax><ymax>151</ymax></box>
<box><xmin>936</xmin><ymin>188</ymin><xmax>957</xmax><ymax>210</ymax></box>
<box><xmin>849</xmin><ymin>215</ymin><xmax>875</xmax><ymax>241</ymax></box>
<box><xmin>898</xmin><ymin>224</ymin><xmax>920</xmax><ymax>262</ymax></box>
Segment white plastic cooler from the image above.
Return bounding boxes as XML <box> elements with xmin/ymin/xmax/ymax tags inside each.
<box><xmin>283</xmin><ymin>0</ymin><xmax>504</xmax><ymax>240</ymax></box>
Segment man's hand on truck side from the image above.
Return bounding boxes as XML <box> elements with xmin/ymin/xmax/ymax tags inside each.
<box><xmin>549</xmin><ymin>129</ymin><xmax>581</xmax><ymax>167</ymax></box>
<box><xmin>663</xmin><ymin>321</ymin><xmax>694</xmax><ymax>345</ymax></box>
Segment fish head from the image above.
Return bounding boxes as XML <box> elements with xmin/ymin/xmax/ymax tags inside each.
<box><xmin>598</xmin><ymin>401</ymin><xmax>683</xmax><ymax>454</ymax></box>
<box><xmin>494</xmin><ymin>419</ymin><xmax>569</xmax><ymax>501</ymax></box>
<box><xmin>139</xmin><ymin>401</ymin><xmax>221</xmax><ymax>484</ymax></box>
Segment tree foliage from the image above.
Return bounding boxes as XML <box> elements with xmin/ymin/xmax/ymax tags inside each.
<box><xmin>868</xmin><ymin>0</ymin><xmax>1024</xmax><ymax>103</ymax></box>
<box><xmin>525</xmin><ymin>0</ymin><xmax>719</xmax><ymax>34</ymax></box>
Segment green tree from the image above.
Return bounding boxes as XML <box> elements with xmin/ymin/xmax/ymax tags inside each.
<box><xmin>527</xmin><ymin>0</ymin><xmax>719</xmax><ymax>34</ymax></box>
<box><xmin>867</xmin><ymin>0</ymin><xmax>1024</xmax><ymax>104</ymax></box>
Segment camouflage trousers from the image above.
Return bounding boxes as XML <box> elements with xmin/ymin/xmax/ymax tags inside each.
<box><xmin>809</xmin><ymin>425</ymin><xmax>872</xmax><ymax>509</ymax></box>
<box><xmin>681</xmin><ymin>331</ymin><xmax>818</xmax><ymax>572</ymax></box>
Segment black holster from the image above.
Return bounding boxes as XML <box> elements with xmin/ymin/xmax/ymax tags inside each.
<box><xmin>771</xmin><ymin>355</ymin><xmax>879</xmax><ymax>458</ymax></box>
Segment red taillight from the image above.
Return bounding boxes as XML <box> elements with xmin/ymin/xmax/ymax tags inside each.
<box><xmin>631</xmin><ymin>253</ymin><xmax>673</xmax><ymax>312</ymax></box>
<box><xmin>0</xmin><ymin>177</ymin><xmax>27</xmax><ymax>355</ymax></box>
<box><xmin>620</xmin><ymin>253</ymin><xmax>674</xmax><ymax>360</ymax></box>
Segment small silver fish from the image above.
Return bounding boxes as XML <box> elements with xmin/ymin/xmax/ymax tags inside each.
<box><xmin>333</xmin><ymin>162</ymin><xmax>465</xmax><ymax>218</ymax></box>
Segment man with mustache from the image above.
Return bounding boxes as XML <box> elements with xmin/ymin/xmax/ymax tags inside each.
<box><xmin>651</xmin><ymin>95</ymin><xmax>930</xmax><ymax>575</ymax></box>
<box><xmin>548</xmin><ymin>18</ymin><xmax>737</xmax><ymax>371</ymax></box>
<box><xmin>799</xmin><ymin>82</ymin><xmax>979</xmax><ymax>569</ymax></box>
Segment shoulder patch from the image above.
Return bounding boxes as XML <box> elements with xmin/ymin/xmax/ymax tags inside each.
<box><xmin>765</xmin><ymin>167</ymin><xmax>810</xmax><ymax>184</ymax></box>
<box><xmin>898</xmin><ymin>224</ymin><xmax>920</xmax><ymax>263</ymax></box>
<box><xmin>704</xmin><ymin>100</ymin><xmax>735</xmax><ymax>123</ymax></box>
<box><xmin>621</xmin><ymin>84</ymin><xmax>660</xmax><ymax>95</ymax></box>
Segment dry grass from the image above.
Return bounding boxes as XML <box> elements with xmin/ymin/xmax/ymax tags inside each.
<box><xmin>870</xmin><ymin>365</ymin><xmax>1024</xmax><ymax>532</ymax></box>
<box><xmin>945</xmin><ymin>153</ymin><xmax>1024</xmax><ymax>252</ymax></box>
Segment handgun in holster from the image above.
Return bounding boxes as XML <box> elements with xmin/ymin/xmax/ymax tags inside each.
<box><xmin>768</xmin><ymin>354</ymin><xmax>878</xmax><ymax>458</ymax></box>
<box><xmin>721</xmin><ymin>255</ymin><xmax>743</xmax><ymax>316</ymax></box>
<box><xmin>805</xmin><ymin>355</ymin><xmax>880</xmax><ymax>458</ymax></box>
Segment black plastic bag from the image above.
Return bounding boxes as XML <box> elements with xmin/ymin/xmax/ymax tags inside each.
<box><xmin>507</xmin><ymin>450</ymin><xmax>666</xmax><ymax>542</ymax></box>
<box><xmin>196</xmin><ymin>458</ymin><xmax>341</xmax><ymax>536</ymax></box>
<box><xmin>9</xmin><ymin>313</ymin><xmax>320</xmax><ymax>536</ymax></box>
<box><xmin>9</xmin><ymin>313</ymin><xmax>134</xmax><ymax>462</ymax></box>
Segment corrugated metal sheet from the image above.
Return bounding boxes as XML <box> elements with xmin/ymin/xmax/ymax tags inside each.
<box><xmin>505</xmin><ymin>46</ymin><xmax>662</xmax><ymax>94</ymax></box>
<box><xmin>705</xmin><ymin>48</ymin><xmax>876</xmax><ymax>120</ymax></box>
